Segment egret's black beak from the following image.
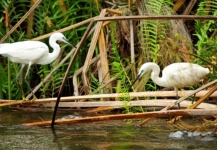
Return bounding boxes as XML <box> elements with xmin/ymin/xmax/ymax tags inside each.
<box><xmin>63</xmin><ymin>37</ymin><xmax>77</xmax><ymax>48</ymax></box>
<box><xmin>131</xmin><ymin>74</ymin><xmax>141</xmax><ymax>87</ymax></box>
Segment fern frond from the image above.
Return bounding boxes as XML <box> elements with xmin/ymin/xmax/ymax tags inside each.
<box><xmin>194</xmin><ymin>0</ymin><xmax>217</xmax><ymax>81</ymax></box>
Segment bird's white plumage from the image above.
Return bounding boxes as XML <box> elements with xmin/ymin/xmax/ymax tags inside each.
<box><xmin>134</xmin><ymin>62</ymin><xmax>209</xmax><ymax>94</ymax></box>
<box><xmin>0</xmin><ymin>32</ymin><xmax>73</xmax><ymax>99</ymax></box>
<box><xmin>0</xmin><ymin>41</ymin><xmax>49</xmax><ymax>64</ymax></box>
<box><xmin>0</xmin><ymin>32</ymin><xmax>72</xmax><ymax>78</ymax></box>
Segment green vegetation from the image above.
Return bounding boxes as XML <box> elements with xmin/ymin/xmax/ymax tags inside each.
<box><xmin>0</xmin><ymin>0</ymin><xmax>216</xmax><ymax>104</ymax></box>
<box><xmin>195</xmin><ymin>0</ymin><xmax>217</xmax><ymax>80</ymax></box>
<box><xmin>0</xmin><ymin>0</ymin><xmax>99</xmax><ymax>99</ymax></box>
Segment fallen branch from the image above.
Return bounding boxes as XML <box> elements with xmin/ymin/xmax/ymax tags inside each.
<box><xmin>1</xmin><ymin>90</ymin><xmax>217</xmax><ymax>107</ymax></box>
<box><xmin>27</xmin><ymin>100</ymin><xmax>217</xmax><ymax>110</ymax></box>
<box><xmin>22</xmin><ymin>109</ymin><xmax>217</xmax><ymax>127</ymax></box>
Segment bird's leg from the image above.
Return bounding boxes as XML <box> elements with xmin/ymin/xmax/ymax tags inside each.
<box><xmin>24</xmin><ymin>77</ymin><xmax>37</xmax><ymax>101</ymax></box>
<box><xmin>15</xmin><ymin>64</ymin><xmax>26</xmax><ymax>100</ymax></box>
<box><xmin>175</xmin><ymin>87</ymin><xmax>180</xmax><ymax>109</ymax></box>
<box><xmin>16</xmin><ymin>80</ymin><xmax>26</xmax><ymax>100</ymax></box>
<box><xmin>191</xmin><ymin>93</ymin><xmax>196</xmax><ymax>104</ymax></box>
<box><xmin>176</xmin><ymin>94</ymin><xmax>181</xmax><ymax>109</ymax></box>
<box><xmin>173</xmin><ymin>88</ymin><xmax>180</xmax><ymax>124</ymax></box>
<box><xmin>24</xmin><ymin>64</ymin><xmax>37</xmax><ymax>101</ymax></box>
<box><xmin>16</xmin><ymin>64</ymin><xmax>25</xmax><ymax>80</ymax></box>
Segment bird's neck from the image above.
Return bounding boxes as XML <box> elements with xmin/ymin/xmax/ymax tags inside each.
<box><xmin>46</xmin><ymin>39</ymin><xmax>61</xmax><ymax>64</ymax></box>
<box><xmin>150</xmin><ymin>63</ymin><xmax>165</xmax><ymax>87</ymax></box>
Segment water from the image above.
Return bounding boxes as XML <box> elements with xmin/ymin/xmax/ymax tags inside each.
<box><xmin>0</xmin><ymin>111</ymin><xmax>216</xmax><ymax>150</ymax></box>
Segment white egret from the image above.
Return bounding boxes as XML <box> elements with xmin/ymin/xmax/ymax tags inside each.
<box><xmin>0</xmin><ymin>32</ymin><xmax>75</xmax><ymax>98</ymax></box>
<box><xmin>132</xmin><ymin>62</ymin><xmax>210</xmax><ymax>106</ymax></box>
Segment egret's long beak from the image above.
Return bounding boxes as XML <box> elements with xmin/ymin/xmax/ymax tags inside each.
<box><xmin>63</xmin><ymin>37</ymin><xmax>77</xmax><ymax>48</ymax></box>
<box><xmin>131</xmin><ymin>73</ymin><xmax>142</xmax><ymax>87</ymax></box>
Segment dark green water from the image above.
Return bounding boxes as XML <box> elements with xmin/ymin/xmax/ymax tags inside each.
<box><xmin>0</xmin><ymin>111</ymin><xmax>216</xmax><ymax>150</ymax></box>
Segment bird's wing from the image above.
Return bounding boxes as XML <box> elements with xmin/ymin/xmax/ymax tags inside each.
<box><xmin>162</xmin><ymin>63</ymin><xmax>201</xmax><ymax>87</ymax></box>
<box><xmin>0</xmin><ymin>43</ymin><xmax>10</xmax><ymax>48</ymax></box>
<box><xmin>163</xmin><ymin>63</ymin><xmax>193</xmax><ymax>72</ymax></box>
<box><xmin>0</xmin><ymin>41</ymin><xmax>49</xmax><ymax>61</ymax></box>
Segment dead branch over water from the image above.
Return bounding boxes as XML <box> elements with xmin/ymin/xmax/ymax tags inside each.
<box><xmin>22</xmin><ymin>109</ymin><xmax>217</xmax><ymax>127</ymax></box>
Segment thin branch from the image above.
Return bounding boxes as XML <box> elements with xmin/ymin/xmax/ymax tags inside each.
<box><xmin>94</xmin><ymin>15</ymin><xmax>217</xmax><ymax>22</ymax></box>
<box><xmin>51</xmin><ymin>20</ymin><xmax>95</xmax><ymax>126</ymax></box>
<box><xmin>31</xmin><ymin>17</ymin><xmax>95</xmax><ymax>41</ymax></box>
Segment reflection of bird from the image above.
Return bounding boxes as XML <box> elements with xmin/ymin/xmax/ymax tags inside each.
<box><xmin>0</xmin><ymin>32</ymin><xmax>74</xmax><ymax>98</ymax></box>
<box><xmin>132</xmin><ymin>62</ymin><xmax>210</xmax><ymax>103</ymax></box>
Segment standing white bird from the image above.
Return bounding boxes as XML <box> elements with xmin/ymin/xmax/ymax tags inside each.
<box><xmin>0</xmin><ymin>32</ymin><xmax>75</xmax><ymax>98</ymax></box>
<box><xmin>132</xmin><ymin>62</ymin><xmax>210</xmax><ymax>102</ymax></box>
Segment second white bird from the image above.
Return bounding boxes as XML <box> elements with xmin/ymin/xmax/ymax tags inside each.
<box><xmin>132</xmin><ymin>62</ymin><xmax>210</xmax><ymax>98</ymax></box>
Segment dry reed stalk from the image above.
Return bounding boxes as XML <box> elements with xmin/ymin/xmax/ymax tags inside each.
<box><xmin>82</xmin><ymin>9</ymin><xmax>107</xmax><ymax>94</ymax></box>
<box><xmin>73</xmin><ymin>56</ymin><xmax>100</xmax><ymax>96</ymax></box>
<box><xmin>98</xmin><ymin>28</ymin><xmax>112</xmax><ymax>95</ymax></box>
<box><xmin>173</xmin><ymin>0</ymin><xmax>186</xmax><ymax>11</ymax></box>
<box><xmin>182</xmin><ymin>0</ymin><xmax>197</xmax><ymax>15</ymax></box>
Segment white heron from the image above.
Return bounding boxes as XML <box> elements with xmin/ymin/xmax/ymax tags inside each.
<box><xmin>132</xmin><ymin>62</ymin><xmax>210</xmax><ymax>106</ymax></box>
<box><xmin>0</xmin><ymin>32</ymin><xmax>75</xmax><ymax>98</ymax></box>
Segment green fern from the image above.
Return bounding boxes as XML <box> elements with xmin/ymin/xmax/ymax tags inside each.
<box><xmin>194</xmin><ymin>0</ymin><xmax>217</xmax><ymax>80</ymax></box>
<box><xmin>136</xmin><ymin>0</ymin><xmax>194</xmax><ymax>94</ymax></box>
<box><xmin>140</xmin><ymin>0</ymin><xmax>173</xmax><ymax>63</ymax></box>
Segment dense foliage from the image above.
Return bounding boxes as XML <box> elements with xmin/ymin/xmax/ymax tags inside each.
<box><xmin>0</xmin><ymin>0</ymin><xmax>216</xmax><ymax>101</ymax></box>
<box><xmin>0</xmin><ymin>0</ymin><xmax>99</xmax><ymax>99</ymax></box>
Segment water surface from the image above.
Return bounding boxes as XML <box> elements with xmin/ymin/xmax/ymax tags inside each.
<box><xmin>0</xmin><ymin>110</ymin><xmax>216</xmax><ymax>150</ymax></box>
